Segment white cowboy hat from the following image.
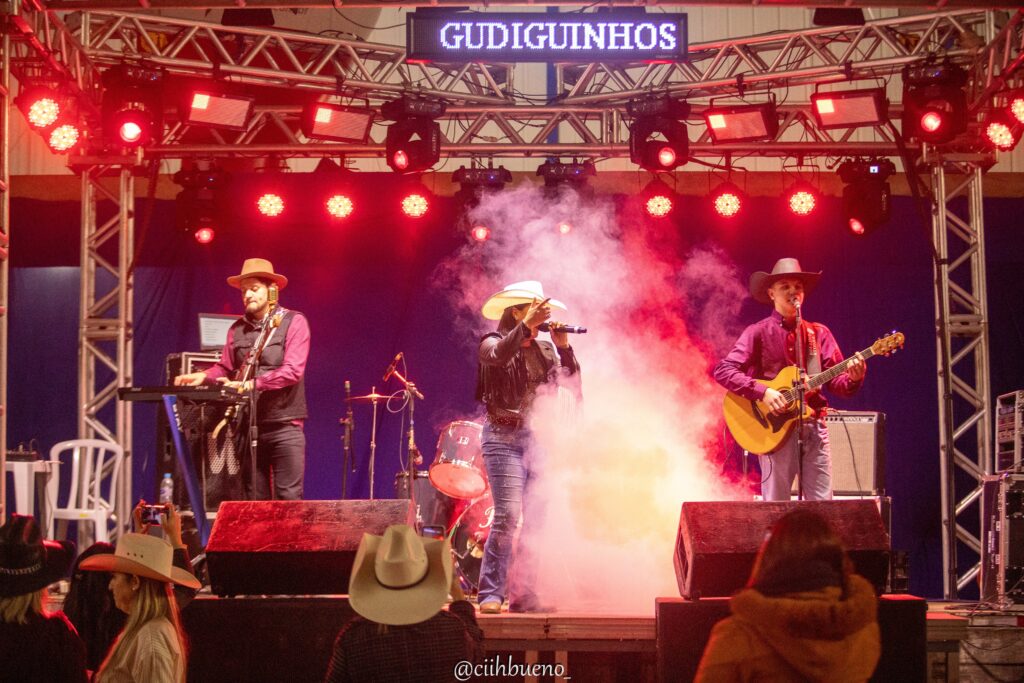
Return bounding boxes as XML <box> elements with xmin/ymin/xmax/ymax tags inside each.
<box><xmin>79</xmin><ymin>533</ymin><xmax>200</xmax><ymax>589</ymax></box>
<box><xmin>481</xmin><ymin>280</ymin><xmax>567</xmax><ymax>321</ymax></box>
<box><xmin>748</xmin><ymin>257</ymin><xmax>821</xmax><ymax>305</ymax></box>
<box><xmin>226</xmin><ymin>258</ymin><xmax>289</xmax><ymax>290</ymax></box>
<box><xmin>348</xmin><ymin>525</ymin><xmax>452</xmax><ymax>626</ymax></box>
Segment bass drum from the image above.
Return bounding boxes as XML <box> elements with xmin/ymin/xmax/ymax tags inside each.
<box><xmin>394</xmin><ymin>470</ymin><xmax>454</xmax><ymax>536</ymax></box>
<box><xmin>430</xmin><ymin>421</ymin><xmax>487</xmax><ymax>500</ymax></box>
<box><xmin>448</xmin><ymin>491</ymin><xmax>494</xmax><ymax>595</ymax></box>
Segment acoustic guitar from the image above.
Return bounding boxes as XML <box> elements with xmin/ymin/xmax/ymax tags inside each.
<box><xmin>722</xmin><ymin>331</ymin><xmax>905</xmax><ymax>455</ymax></box>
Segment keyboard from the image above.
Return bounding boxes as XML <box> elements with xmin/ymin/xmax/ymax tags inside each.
<box><xmin>117</xmin><ymin>386</ymin><xmax>244</xmax><ymax>403</ymax></box>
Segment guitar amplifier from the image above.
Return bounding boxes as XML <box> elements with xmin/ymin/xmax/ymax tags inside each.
<box><xmin>791</xmin><ymin>410</ymin><xmax>885</xmax><ymax>496</ymax></box>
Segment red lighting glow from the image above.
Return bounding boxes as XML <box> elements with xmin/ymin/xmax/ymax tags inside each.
<box><xmin>470</xmin><ymin>225</ymin><xmax>491</xmax><ymax>242</ymax></box>
<box><xmin>27</xmin><ymin>98</ymin><xmax>60</xmax><ymax>129</ymax></box>
<box><xmin>48</xmin><ymin>124</ymin><xmax>80</xmax><ymax>152</ymax></box>
<box><xmin>119</xmin><ymin>121</ymin><xmax>143</xmax><ymax>143</ymax></box>
<box><xmin>326</xmin><ymin>194</ymin><xmax>354</xmax><ymax>218</ymax></box>
<box><xmin>194</xmin><ymin>227</ymin><xmax>215</xmax><ymax>244</ymax></box>
<box><xmin>192</xmin><ymin>93</ymin><xmax>210</xmax><ymax>110</ymax></box>
<box><xmin>814</xmin><ymin>98</ymin><xmax>835</xmax><ymax>115</ymax></box>
<box><xmin>788</xmin><ymin>189</ymin><xmax>817</xmax><ymax>216</ymax></box>
<box><xmin>657</xmin><ymin>146</ymin><xmax>677</xmax><ymax>168</ymax></box>
<box><xmin>645</xmin><ymin>195</ymin><xmax>673</xmax><ymax>218</ymax></box>
<box><xmin>920</xmin><ymin>111</ymin><xmax>944</xmax><ymax>134</ymax></box>
<box><xmin>257</xmin><ymin>193</ymin><xmax>285</xmax><ymax>217</ymax></box>
<box><xmin>401</xmin><ymin>193</ymin><xmax>429</xmax><ymax>218</ymax></box>
<box><xmin>1011</xmin><ymin>97</ymin><xmax>1024</xmax><ymax>125</ymax></box>
<box><xmin>713</xmin><ymin>191</ymin><xmax>742</xmax><ymax>218</ymax></box>
<box><xmin>848</xmin><ymin>218</ymin><xmax>865</xmax><ymax>236</ymax></box>
<box><xmin>557</xmin><ymin>222</ymin><xmax>573</xmax><ymax>235</ymax></box>
<box><xmin>985</xmin><ymin>121</ymin><xmax>1017</xmax><ymax>151</ymax></box>
<box><xmin>392</xmin><ymin>150</ymin><xmax>410</xmax><ymax>172</ymax></box>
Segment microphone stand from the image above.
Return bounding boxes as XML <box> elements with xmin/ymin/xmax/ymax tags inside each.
<box><xmin>368</xmin><ymin>386</ymin><xmax>380</xmax><ymax>501</ymax></box>
<box><xmin>793</xmin><ymin>299</ymin><xmax>806</xmax><ymax>501</ymax></box>
<box><xmin>243</xmin><ymin>309</ymin><xmax>275</xmax><ymax>500</ymax></box>
<box><xmin>340</xmin><ymin>380</ymin><xmax>354</xmax><ymax>500</ymax></box>
<box><xmin>386</xmin><ymin>363</ymin><xmax>425</xmax><ymax>530</ymax></box>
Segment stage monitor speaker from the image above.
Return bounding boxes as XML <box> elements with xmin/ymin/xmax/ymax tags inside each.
<box><xmin>824</xmin><ymin>410</ymin><xmax>885</xmax><ymax>495</ymax></box>
<box><xmin>674</xmin><ymin>500</ymin><xmax>890</xmax><ymax>599</ymax></box>
<box><xmin>206</xmin><ymin>500</ymin><xmax>414</xmax><ymax>597</ymax></box>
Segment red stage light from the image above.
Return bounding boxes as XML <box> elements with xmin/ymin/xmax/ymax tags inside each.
<box><xmin>27</xmin><ymin>97</ymin><xmax>60</xmax><ymax>129</ymax></box>
<box><xmin>645</xmin><ymin>194</ymin><xmax>673</xmax><ymax>218</ymax></box>
<box><xmin>986</xmin><ymin>121</ymin><xmax>1016</xmax><ymax>150</ymax></box>
<box><xmin>920</xmin><ymin>111</ymin><xmax>944</xmax><ymax>134</ymax></box>
<box><xmin>1011</xmin><ymin>96</ymin><xmax>1024</xmax><ymax>125</ymax></box>
<box><xmin>657</xmin><ymin>146</ymin><xmax>677</xmax><ymax>168</ymax></box>
<box><xmin>401</xmin><ymin>193</ymin><xmax>429</xmax><ymax>218</ymax></box>
<box><xmin>194</xmin><ymin>226</ymin><xmax>215</xmax><ymax>244</ymax></box>
<box><xmin>557</xmin><ymin>222</ymin><xmax>573</xmax><ymax>235</ymax></box>
<box><xmin>714</xmin><ymin>192</ymin><xmax>742</xmax><ymax>218</ymax></box>
<box><xmin>48</xmin><ymin>124</ymin><xmax>80</xmax><ymax>153</ymax></box>
<box><xmin>119</xmin><ymin>121</ymin><xmax>143</xmax><ymax>144</ymax></box>
<box><xmin>257</xmin><ymin>193</ymin><xmax>285</xmax><ymax>217</ymax></box>
<box><xmin>392</xmin><ymin>150</ymin><xmax>410</xmax><ymax>172</ymax></box>
<box><xmin>787</xmin><ymin>188</ymin><xmax>817</xmax><ymax>216</ymax></box>
<box><xmin>326</xmin><ymin>194</ymin><xmax>354</xmax><ymax>218</ymax></box>
<box><xmin>470</xmin><ymin>225</ymin><xmax>491</xmax><ymax>242</ymax></box>
<box><xmin>849</xmin><ymin>218</ymin><xmax>866</xmax><ymax>235</ymax></box>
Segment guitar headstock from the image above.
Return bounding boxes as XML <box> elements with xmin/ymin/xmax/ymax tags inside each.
<box><xmin>871</xmin><ymin>331</ymin><xmax>905</xmax><ymax>356</ymax></box>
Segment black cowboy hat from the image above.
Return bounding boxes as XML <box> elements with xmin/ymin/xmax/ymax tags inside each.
<box><xmin>748</xmin><ymin>257</ymin><xmax>822</xmax><ymax>305</ymax></box>
<box><xmin>0</xmin><ymin>515</ymin><xmax>75</xmax><ymax>597</ymax></box>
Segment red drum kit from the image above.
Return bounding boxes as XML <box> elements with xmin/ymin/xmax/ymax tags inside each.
<box><xmin>418</xmin><ymin>420</ymin><xmax>493</xmax><ymax>593</ymax></box>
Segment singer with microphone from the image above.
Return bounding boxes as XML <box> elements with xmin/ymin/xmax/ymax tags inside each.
<box><xmin>474</xmin><ymin>280</ymin><xmax>582</xmax><ymax>614</ymax></box>
<box><xmin>174</xmin><ymin>258</ymin><xmax>311</xmax><ymax>501</ymax></box>
<box><xmin>713</xmin><ymin>258</ymin><xmax>865</xmax><ymax>501</ymax></box>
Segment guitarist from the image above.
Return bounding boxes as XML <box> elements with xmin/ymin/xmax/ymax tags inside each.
<box><xmin>174</xmin><ymin>258</ymin><xmax>311</xmax><ymax>500</ymax></box>
<box><xmin>713</xmin><ymin>258</ymin><xmax>865</xmax><ymax>501</ymax></box>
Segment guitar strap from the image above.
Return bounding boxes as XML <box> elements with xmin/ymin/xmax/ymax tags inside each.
<box><xmin>803</xmin><ymin>321</ymin><xmax>822</xmax><ymax>375</ymax></box>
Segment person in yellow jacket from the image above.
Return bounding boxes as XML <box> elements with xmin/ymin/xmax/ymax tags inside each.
<box><xmin>695</xmin><ymin>509</ymin><xmax>881</xmax><ymax>683</ymax></box>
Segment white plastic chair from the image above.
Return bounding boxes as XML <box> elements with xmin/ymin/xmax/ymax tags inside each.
<box><xmin>49</xmin><ymin>439</ymin><xmax>124</xmax><ymax>546</ymax></box>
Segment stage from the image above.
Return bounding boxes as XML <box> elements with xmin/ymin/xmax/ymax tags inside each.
<box><xmin>176</xmin><ymin>591</ymin><xmax>1023</xmax><ymax>682</ymax></box>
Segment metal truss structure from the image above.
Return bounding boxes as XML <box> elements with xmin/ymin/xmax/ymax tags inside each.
<box><xmin>0</xmin><ymin>31</ymin><xmax>10</xmax><ymax>519</ymax></box>
<box><xmin>927</xmin><ymin>156</ymin><xmax>993</xmax><ymax>600</ymax></box>
<box><xmin>1</xmin><ymin>1</ymin><xmax>1022</xmax><ymax>588</ymax></box>
<box><xmin>78</xmin><ymin>164</ymin><xmax>135</xmax><ymax>538</ymax></box>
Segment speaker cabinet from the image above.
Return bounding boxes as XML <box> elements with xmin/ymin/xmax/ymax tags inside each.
<box><xmin>674</xmin><ymin>500</ymin><xmax>890</xmax><ymax>599</ymax></box>
<box><xmin>206</xmin><ymin>500</ymin><xmax>414</xmax><ymax>596</ymax></box>
<box><xmin>824</xmin><ymin>410</ymin><xmax>886</xmax><ymax>495</ymax></box>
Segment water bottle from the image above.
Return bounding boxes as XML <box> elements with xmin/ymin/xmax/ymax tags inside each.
<box><xmin>159</xmin><ymin>473</ymin><xmax>174</xmax><ymax>504</ymax></box>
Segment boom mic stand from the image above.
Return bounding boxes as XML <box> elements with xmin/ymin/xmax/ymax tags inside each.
<box><xmin>384</xmin><ymin>358</ymin><xmax>425</xmax><ymax>529</ymax></box>
<box><xmin>339</xmin><ymin>380</ymin><xmax>354</xmax><ymax>499</ymax></box>
<box><xmin>793</xmin><ymin>297</ymin><xmax>807</xmax><ymax>501</ymax></box>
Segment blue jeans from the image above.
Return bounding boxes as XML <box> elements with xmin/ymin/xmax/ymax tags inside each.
<box><xmin>477</xmin><ymin>421</ymin><xmax>543</xmax><ymax>607</ymax></box>
<box><xmin>758</xmin><ymin>419</ymin><xmax>831</xmax><ymax>501</ymax></box>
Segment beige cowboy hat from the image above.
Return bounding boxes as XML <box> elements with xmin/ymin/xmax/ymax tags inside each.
<box><xmin>348</xmin><ymin>525</ymin><xmax>452</xmax><ymax>626</ymax></box>
<box><xmin>748</xmin><ymin>257</ymin><xmax>822</xmax><ymax>305</ymax></box>
<box><xmin>226</xmin><ymin>258</ymin><xmax>289</xmax><ymax>290</ymax></box>
<box><xmin>481</xmin><ymin>280</ymin><xmax>567</xmax><ymax>321</ymax></box>
<box><xmin>79</xmin><ymin>533</ymin><xmax>201</xmax><ymax>589</ymax></box>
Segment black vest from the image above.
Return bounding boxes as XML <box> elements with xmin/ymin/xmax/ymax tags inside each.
<box><xmin>229</xmin><ymin>309</ymin><xmax>308</xmax><ymax>423</ymax></box>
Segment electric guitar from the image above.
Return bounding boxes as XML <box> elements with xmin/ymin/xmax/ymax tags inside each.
<box><xmin>723</xmin><ymin>331</ymin><xmax>905</xmax><ymax>455</ymax></box>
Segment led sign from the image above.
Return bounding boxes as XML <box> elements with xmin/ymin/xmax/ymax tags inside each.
<box><xmin>407</xmin><ymin>12</ymin><xmax>687</xmax><ymax>63</ymax></box>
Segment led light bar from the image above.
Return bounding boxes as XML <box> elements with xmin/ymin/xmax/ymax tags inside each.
<box><xmin>811</xmin><ymin>88</ymin><xmax>889</xmax><ymax>130</ymax></box>
<box><xmin>302</xmin><ymin>103</ymin><xmax>375</xmax><ymax>143</ymax></box>
<box><xmin>703</xmin><ymin>102</ymin><xmax>778</xmax><ymax>143</ymax></box>
<box><xmin>186</xmin><ymin>92</ymin><xmax>255</xmax><ymax>131</ymax></box>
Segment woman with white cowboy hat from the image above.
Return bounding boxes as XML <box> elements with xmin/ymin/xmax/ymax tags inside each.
<box><xmin>474</xmin><ymin>280</ymin><xmax>582</xmax><ymax>614</ymax></box>
<box><xmin>324</xmin><ymin>524</ymin><xmax>482</xmax><ymax>682</ymax></box>
<box><xmin>80</xmin><ymin>533</ymin><xmax>200</xmax><ymax>683</ymax></box>
<box><xmin>0</xmin><ymin>514</ymin><xmax>87</xmax><ymax>682</ymax></box>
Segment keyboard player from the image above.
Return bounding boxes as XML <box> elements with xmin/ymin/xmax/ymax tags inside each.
<box><xmin>174</xmin><ymin>258</ymin><xmax>310</xmax><ymax>501</ymax></box>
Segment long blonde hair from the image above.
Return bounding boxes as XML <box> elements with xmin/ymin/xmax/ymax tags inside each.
<box><xmin>0</xmin><ymin>589</ymin><xmax>46</xmax><ymax>624</ymax></box>
<box><xmin>97</xmin><ymin>575</ymin><xmax>188</xmax><ymax>682</ymax></box>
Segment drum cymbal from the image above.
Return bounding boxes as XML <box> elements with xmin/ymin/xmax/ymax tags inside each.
<box><xmin>347</xmin><ymin>392</ymin><xmax>391</xmax><ymax>402</ymax></box>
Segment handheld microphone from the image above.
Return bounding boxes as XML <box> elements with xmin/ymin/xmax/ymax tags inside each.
<box><xmin>538</xmin><ymin>322</ymin><xmax>588</xmax><ymax>334</ymax></box>
<box><xmin>383</xmin><ymin>352</ymin><xmax>403</xmax><ymax>381</ymax></box>
<box><xmin>790</xmin><ymin>296</ymin><xmax>801</xmax><ymax>309</ymax></box>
